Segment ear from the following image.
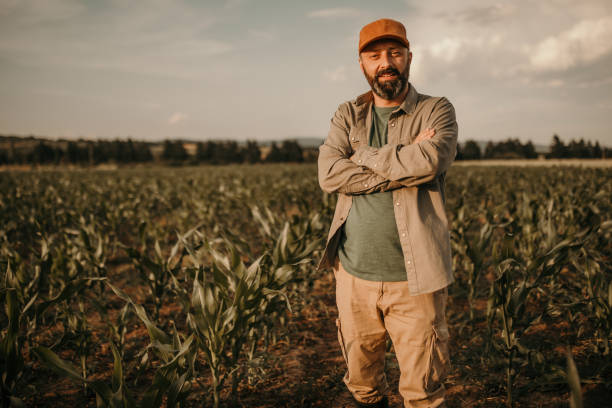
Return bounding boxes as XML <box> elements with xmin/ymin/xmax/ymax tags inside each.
<box><xmin>408</xmin><ymin>51</ymin><xmax>412</xmax><ymax>66</ymax></box>
<box><xmin>359</xmin><ymin>57</ymin><xmax>365</xmax><ymax>75</ymax></box>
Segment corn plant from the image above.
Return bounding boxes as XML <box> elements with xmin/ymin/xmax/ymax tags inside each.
<box><xmin>35</xmin><ymin>281</ymin><xmax>195</xmax><ymax>408</ymax></box>
<box><xmin>251</xmin><ymin>204</ymin><xmax>323</xmax><ymax>280</ymax></box>
<box><xmin>577</xmin><ymin>248</ymin><xmax>612</xmax><ymax>355</ymax></box>
<box><xmin>487</xmin><ymin>225</ymin><xmax>591</xmax><ymax>407</ymax></box>
<box><xmin>178</xmin><ymin>229</ymin><xmax>294</xmax><ymax>408</ymax></box>
<box><xmin>451</xmin><ymin>205</ymin><xmax>496</xmax><ymax>320</ymax></box>
<box><xmin>123</xmin><ymin>234</ymin><xmax>185</xmax><ymax>320</ymax></box>
<box><xmin>1</xmin><ymin>258</ymin><xmax>104</xmax><ymax>407</ymax></box>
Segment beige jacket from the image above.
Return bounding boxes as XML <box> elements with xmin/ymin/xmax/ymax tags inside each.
<box><xmin>317</xmin><ymin>83</ymin><xmax>458</xmax><ymax>295</ymax></box>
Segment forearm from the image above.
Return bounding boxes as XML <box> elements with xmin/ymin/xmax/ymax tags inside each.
<box><xmin>319</xmin><ymin>103</ymin><xmax>405</xmax><ymax>195</ymax></box>
<box><xmin>350</xmin><ymin>98</ymin><xmax>457</xmax><ymax>186</ymax></box>
<box><xmin>318</xmin><ymin>144</ymin><xmax>403</xmax><ymax>194</ymax></box>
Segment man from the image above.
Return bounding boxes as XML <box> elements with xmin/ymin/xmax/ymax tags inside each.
<box><xmin>317</xmin><ymin>18</ymin><xmax>457</xmax><ymax>408</ymax></box>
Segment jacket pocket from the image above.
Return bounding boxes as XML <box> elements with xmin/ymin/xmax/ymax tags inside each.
<box><xmin>348</xmin><ymin>129</ymin><xmax>364</xmax><ymax>151</ymax></box>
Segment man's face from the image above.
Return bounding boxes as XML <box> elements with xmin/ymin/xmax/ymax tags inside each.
<box><xmin>359</xmin><ymin>40</ymin><xmax>412</xmax><ymax>101</ymax></box>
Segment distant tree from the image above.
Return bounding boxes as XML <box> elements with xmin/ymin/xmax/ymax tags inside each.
<box><xmin>461</xmin><ymin>140</ymin><xmax>481</xmax><ymax>160</ymax></box>
<box><xmin>266</xmin><ymin>142</ymin><xmax>284</xmax><ymax>162</ymax></box>
<box><xmin>66</xmin><ymin>141</ymin><xmax>80</xmax><ymax>163</ymax></box>
<box><xmin>522</xmin><ymin>141</ymin><xmax>537</xmax><ymax>159</ymax></box>
<box><xmin>125</xmin><ymin>139</ymin><xmax>137</xmax><ymax>163</ymax></box>
<box><xmin>196</xmin><ymin>141</ymin><xmax>216</xmax><ymax>163</ymax></box>
<box><xmin>483</xmin><ymin>138</ymin><xmax>536</xmax><ymax>159</ymax></box>
<box><xmin>162</xmin><ymin>140</ymin><xmax>188</xmax><ymax>162</ymax></box>
<box><xmin>86</xmin><ymin>141</ymin><xmax>94</xmax><ymax>165</ymax></box>
<box><xmin>223</xmin><ymin>141</ymin><xmax>243</xmax><ymax>163</ymax></box>
<box><xmin>280</xmin><ymin>140</ymin><xmax>303</xmax><ymax>162</ymax></box>
<box><xmin>483</xmin><ymin>141</ymin><xmax>495</xmax><ymax>159</ymax></box>
<box><xmin>593</xmin><ymin>142</ymin><xmax>602</xmax><ymax>159</ymax></box>
<box><xmin>548</xmin><ymin>134</ymin><xmax>567</xmax><ymax>158</ymax></box>
<box><xmin>134</xmin><ymin>142</ymin><xmax>153</xmax><ymax>162</ymax></box>
<box><xmin>243</xmin><ymin>140</ymin><xmax>261</xmax><ymax>163</ymax></box>
<box><xmin>30</xmin><ymin>141</ymin><xmax>55</xmax><ymax>164</ymax></box>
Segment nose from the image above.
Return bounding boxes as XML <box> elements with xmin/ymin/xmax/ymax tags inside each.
<box><xmin>379</xmin><ymin>51</ymin><xmax>393</xmax><ymax>69</ymax></box>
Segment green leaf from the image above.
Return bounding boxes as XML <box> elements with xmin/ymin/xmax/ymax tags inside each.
<box><xmin>34</xmin><ymin>346</ymin><xmax>83</xmax><ymax>382</ymax></box>
<box><xmin>111</xmin><ymin>343</ymin><xmax>123</xmax><ymax>392</ymax></box>
<box><xmin>566</xmin><ymin>348</ymin><xmax>583</xmax><ymax>408</ymax></box>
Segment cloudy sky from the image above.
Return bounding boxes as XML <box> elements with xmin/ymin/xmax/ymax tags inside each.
<box><xmin>1</xmin><ymin>0</ymin><xmax>611</xmax><ymax>146</ymax></box>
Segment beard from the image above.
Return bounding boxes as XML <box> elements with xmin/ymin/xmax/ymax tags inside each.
<box><xmin>365</xmin><ymin>64</ymin><xmax>410</xmax><ymax>100</ymax></box>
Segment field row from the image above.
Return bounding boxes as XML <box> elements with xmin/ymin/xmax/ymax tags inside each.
<box><xmin>0</xmin><ymin>164</ymin><xmax>610</xmax><ymax>407</ymax></box>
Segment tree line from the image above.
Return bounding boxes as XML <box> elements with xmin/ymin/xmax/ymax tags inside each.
<box><xmin>0</xmin><ymin>137</ymin><xmax>314</xmax><ymax>166</ymax></box>
<box><xmin>456</xmin><ymin>135</ymin><xmax>610</xmax><ymax>160</ymax></box>
<box><xmin>0</xmin><ymin>138</ymin><xmax>153</xmax><ymax>165</ymax></box>
<box><xmin>0</xmin><ymin>134</ymin><xmax>608</xmax><ymax>166</ymax></box>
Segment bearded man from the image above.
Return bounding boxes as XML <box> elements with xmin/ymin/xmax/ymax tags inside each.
<box><xmin>317</xmin><ymin>18</ymin><xmax>458</xmax><ymax>408</ymax></box>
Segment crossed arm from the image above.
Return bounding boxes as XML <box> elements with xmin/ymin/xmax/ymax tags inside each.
<box><xmin>318</xmin><ymin>98</ymin><xmax>457</xmax><ymax>195</ymax></box>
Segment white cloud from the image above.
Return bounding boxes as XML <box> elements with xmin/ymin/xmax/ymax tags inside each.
<box><xmin>324</xmin><ymin>66</ymin><xmax>347</xmax><ymax>82</ymax></box>
<box><xmin>168</xmin><ymin>112</ymin><xmax>187</xmax><ymax>125</ymax></box>
<box><xmin>452</xmin><ymin>3</ymin><xmax>517</xmax><ymax>24</ymax></box>
<box><xmin>428</xmin><ymin>38</ymin><xmax>463</xmax><ymax>63</ymax></box>
<box><xmin>424</xmin><ymin>35</ymin><xmax>502</xmax><ymax>64</ymax></box>
<box><xmin>308</xmin><ymin>8</ymin><xmax>363</xmax><ymax>19</ymax></box>
<box><xmin>529</xmin><ymin>16</ymin><xmax>612</xmax><ymax>71</ymax></box>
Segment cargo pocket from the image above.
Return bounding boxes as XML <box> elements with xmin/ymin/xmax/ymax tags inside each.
<box><xmin>336</xmin><ymin>318</ymin><xmax>349</xmax><ymax>367</ymax></box>
<box><xmin>424</xmin><ymin>323</ymin><xmax>450</xmax><ymax>393</ymax></box>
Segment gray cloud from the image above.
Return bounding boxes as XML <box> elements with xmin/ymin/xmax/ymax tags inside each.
<box><xmin>437</xmin><ymin>3</ymin><xmax>517</xmax><ymax>25</ymax></box>
<box><xmin>528</xmin><ymin>16</ymin><xmax>612</xmax><ymax>72</ymax></box>
<box><xmin>1</xmin><ymin>0</ymin><xmax>611</xmax><ymax>145</ymax></box>
<box><xmin>307</xmin><ymin>8</ymin><xmax>364</xmax><ymax>19</ymax></box>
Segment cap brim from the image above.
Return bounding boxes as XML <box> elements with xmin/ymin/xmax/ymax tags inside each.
<box><xmin>359</xmin><ymin>35</ymin><xmax>410</xmax><ymax>53</ymax></box>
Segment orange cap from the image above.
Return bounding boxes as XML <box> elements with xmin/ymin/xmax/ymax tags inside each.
<box><xmin>358</xmin><ymin>18</ymin><xmax>410</xmax><ymax>53</ymax></box>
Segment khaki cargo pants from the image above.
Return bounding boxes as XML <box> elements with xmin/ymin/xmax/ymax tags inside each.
<box><xmin>333</xmin><ymin>260</ymin><xmax>449</xmax><ymax>408</ymax></box>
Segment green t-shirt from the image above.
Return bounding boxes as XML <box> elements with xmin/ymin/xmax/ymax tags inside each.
<box><xmin>337</xmin><ymin>105</ymin><xmax>407</xmax><ymax>281</ymax></box>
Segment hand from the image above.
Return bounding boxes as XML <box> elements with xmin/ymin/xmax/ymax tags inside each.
<box><xmin>414</xmin><ymin>127</ymin><xmax>435</xmax><ymax>143</ymax></box>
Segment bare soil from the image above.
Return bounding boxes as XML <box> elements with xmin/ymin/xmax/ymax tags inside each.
<box><xmin>24</xmin><ymin>265</ymin><xmax>612</xmax><ymax>408</ymax></box>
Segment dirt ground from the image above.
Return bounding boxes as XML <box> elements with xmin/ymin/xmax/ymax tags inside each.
<box><xmin>24</xmin><ymin>263</ymin><xmax>612</xmax><ymax>408</ymax></box>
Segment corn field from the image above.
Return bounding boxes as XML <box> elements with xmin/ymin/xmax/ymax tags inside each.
<box><xmin>1</xmin><ymin>163</ymin><xmax>610</xmax><ymax>407</ymax></box>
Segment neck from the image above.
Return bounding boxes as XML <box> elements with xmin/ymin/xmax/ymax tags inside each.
<box><xmin>372</xmin><ymin>84</ymin><xmax>410</xmax><ymax>107</ymax></box>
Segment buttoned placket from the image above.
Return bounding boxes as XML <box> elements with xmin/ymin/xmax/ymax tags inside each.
<box><xmin>387</xmin><ymin>106</ymin><xmax>419</xmax><ymax>293</ymax></box>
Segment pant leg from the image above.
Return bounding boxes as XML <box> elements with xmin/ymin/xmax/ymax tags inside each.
<box><xmin>334</xmin><ymin>260</ymin><xmax>389</xmax><ymax>404</ymax></box>
<box><xmin>380</xmin><ymin>284</ymin><xmax>449</xmax><ymax>408</ymax></box>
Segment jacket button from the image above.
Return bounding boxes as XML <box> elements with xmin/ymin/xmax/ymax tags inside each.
<box><xmin>396</xmin><ymin>202</ymin><xmax>400</xmax><ymax>206</ymax></box>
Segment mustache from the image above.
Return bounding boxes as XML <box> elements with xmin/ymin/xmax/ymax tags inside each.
<box><xmin>375</xmin><ymin>67</ymin><xmax>400</xmax><ymax>79</ymax></box>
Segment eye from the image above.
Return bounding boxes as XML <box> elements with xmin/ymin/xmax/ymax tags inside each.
<box><xmin>391</xmin><ymin>51</ymin><xmax>401</xmax><ymax>57</ymax></box>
